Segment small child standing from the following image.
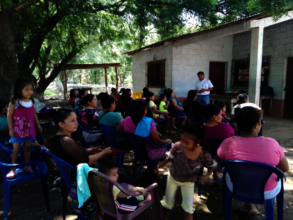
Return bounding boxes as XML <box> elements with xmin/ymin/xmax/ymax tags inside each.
<box><xmin>98</xmin><ymin>159</ymin><xmax>148</xmax><ymax>213</ymax></box>
<box><xmin>6</xmin><ymin>77</ymin><xmax>42</xmax><ymax>179</ymax></box>
<box><xmin>217</xmin><ymin>102</ymin><xmax>231</xmax><ymax>121</ymax></box>
<box><xmin>159</xmin><ymin>123</ymin><xmax>216</xmax><ymax>220</ymax></box>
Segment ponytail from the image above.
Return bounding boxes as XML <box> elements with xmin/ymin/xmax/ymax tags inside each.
<box><xmin>180</xmin><ymin>122</ymin><xmax>209</xmax><ymax>152</ymax></box>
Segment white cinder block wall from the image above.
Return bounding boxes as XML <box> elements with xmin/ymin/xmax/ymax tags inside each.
<box><xmin>172</xmin><ymin>35</ymin><xmax>233</xmax><ymax>97</ymax></box>
<box><xmin>233</xmin><ymin>19</ymin><xmax>293</xmax><ymax>100</ymax></box>
<box><xmin>132</xmin><ymin>44</ymin><xmax>173</xmax><ymax>95</ymax></box>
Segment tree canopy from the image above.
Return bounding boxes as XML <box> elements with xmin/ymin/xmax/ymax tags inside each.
<box><xmin>0</xmin><ymin>0</ymin><xmax>292</xmax><ymax>101</ymax></box>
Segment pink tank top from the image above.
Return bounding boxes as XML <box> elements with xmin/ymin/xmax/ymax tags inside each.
<box><xmin>13</xmin><ymin>100</ymin><xmax>36</xmax><ymax>139</ymax></box>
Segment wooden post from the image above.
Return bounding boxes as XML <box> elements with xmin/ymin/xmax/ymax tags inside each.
<box><xmin>62</xmin><ymin>69</ymin><xmax>68</xmax><ymax>100</ymax></box>
<box><xmin>115</xmin><ymin>66</ymin><xmax>119</xmax><ymax>91</ymax></box>
<box><xmin>104</xmin><ymin>67</ymin><xmax>108</xmax><ymax>93</ymax></box>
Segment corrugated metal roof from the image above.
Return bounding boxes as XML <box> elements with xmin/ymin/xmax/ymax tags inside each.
<box><xmin>125</xmin><ymin>14</ymin><xmax>264</xmax><ymax>55</ymax></box>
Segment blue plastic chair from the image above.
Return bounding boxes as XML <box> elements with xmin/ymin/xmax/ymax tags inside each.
<box><xmin>219</xmin><ymin>160</ymin><xmax>286</xmax><ymax>220</ymax></box>
<box><xmin>185</xmin><ymin>109</ymin><xmax>205</xmax><ymax>125</ymax></box>
<box><xmin>197</xmin><ymin>138</ymin><xmax>224</xmax><ymax>197</ymax></box>
<box><xmin>124</xmin><ymin>132</ymin><xmax>171</xmax><ymax>184</ymax></box>
<box><xmin>147</xmin><ymin>106</ymin><xmax>170</xmax><ymax>134</ymax></box>
<box><xmin>99</xmin><ymin>124</ymin><xmax>130</xmax><ymax>167</ymax></box>
<box><xmin>0</xmin><ymin>137</ymin><xmax>43</xmax><ymax>164</ymax></box>
<box><xmin>0</xmin><ymin>143</ymin><xmax>50</xmax><ymax>220</ymax></box>
<box><xmin>41</xmin><ymin>148</ymin><xmax>84</xmax><ymax>220</ymax></box>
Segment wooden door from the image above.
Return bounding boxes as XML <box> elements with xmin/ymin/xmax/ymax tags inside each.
<box><xmin>284</xmin><ymin>58</ymin><xmax>293</xmax><ymax>118</ymax></box>
<box><xmin>209</xmin><ymin>62</ymin><xmax>226</xmax><ymax>94</ymax></box>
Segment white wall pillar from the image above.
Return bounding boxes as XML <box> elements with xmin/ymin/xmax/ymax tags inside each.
<box><xmin>248</xmin><ymin>27</ymin><xmax>264</xmax><ymax>105</ymax></box>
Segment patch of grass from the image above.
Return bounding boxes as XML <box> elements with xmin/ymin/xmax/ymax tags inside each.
<box><xmin>44</xmin><ymin>89</ymin><xmax>55</xmax><ymax>95</ymax></box>
<box><xmin>124</xmin><ymin>81</ymin><xmax>133</xmax><ymax>83</ymax></box>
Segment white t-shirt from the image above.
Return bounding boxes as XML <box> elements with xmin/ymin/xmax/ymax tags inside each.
<box><xmin>15</xmin><ymin>99</ymin><xmax>35</xmax><ymax>109</ymax></box>
<box><xmin>194</xmin><ymin>78</ymin><xmax>213</xmax><ymax>95</ymax></box>
<box><xmin>231</xmin><ymin>102</ymin><xmax>262</xmax><ymax>115</ymax></box>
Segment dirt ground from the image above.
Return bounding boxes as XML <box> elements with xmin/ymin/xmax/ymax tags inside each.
<box><xmin>1</xmin><ymin>104</ymin><xmax>293</xmax><ymax>220</ymax></box>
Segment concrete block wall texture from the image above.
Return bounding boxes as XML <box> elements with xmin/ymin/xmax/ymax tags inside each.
<box><xmin>172</xmin><ymin>35</ymin><xmax>233</xmax><ymax>97</ymax></box>
<box><xmin>232</xmin><ymin>19</ymin><xmax>293</xmax><ymax>102</ymax></box>
<box><xmin>132</xmin><ymin>44</ymin><xmax>173</xmax><ymax>95</ymax></box>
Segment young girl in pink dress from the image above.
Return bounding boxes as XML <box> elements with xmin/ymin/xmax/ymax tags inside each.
<box><xmin>6</xmin><ymin>77</ymin><xmax>42</xmax><ymax>178</ymax></box>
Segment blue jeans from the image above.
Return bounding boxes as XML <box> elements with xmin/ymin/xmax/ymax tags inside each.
<box><xmin>197</xmin><ymin>95</ymin><xmax>210</xmax><ymax>106</ymax></box>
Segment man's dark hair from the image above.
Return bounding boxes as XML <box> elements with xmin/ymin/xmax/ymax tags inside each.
<box><xmin>197</xmin><ymin>71</ymin><xmax>204</xmax><ymax>76</ymax></box>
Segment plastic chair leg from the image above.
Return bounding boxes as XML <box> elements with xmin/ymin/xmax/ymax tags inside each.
<box><xmin>117</xmin><ymin>153</ymin><xmax>124</xmax><ymax>168</ymax></box>
<box><xmin>223</xmin><ymin>192</ymin><xmax>233</xmax><ymax>220</ymax></box>
<box><xmin>39</xmin><ymin>174</ymin><xmax>50</xmax><ymax>214</ymax></box>
<box><xmin>140</xmin><ymin>161</ymin><xmax>143</xmax><ymax>173</ymax></box>
<box><xmin>62</xmin><ymin>186</ymin><xmax>68</xmax><ymax>220</ymax></box>
<box><xmin>77</xmin><ymin>214</ymin><xmax>85</xmax><ymax>220</ymax></box>
<box><xmin>197</xmin><ymin>183</ymin><xmax>202</xmax><ymax>198</ymax></box>
<box><xmin>147</xmin><ymin>160</ymin><xmax>155</xmax><ymax>185</ymax></box>
<box><xmin>3</xmin><ymin>182</ymin><xmax>10</xmax><ymax>220</ymax></box>
<box><xmin>264</xmin><ymin>198</ymin><xmax>275</xmax><ymax>220</ymax></box>
<box><xmin>276</xmin><ymin>188</ymin><xmax>284</xmax><ymax>220</ymax></box>
<box><xmin>132</xmin><ymin>158</ymin><xmax>137</xmax><ymax>184</ymax></box>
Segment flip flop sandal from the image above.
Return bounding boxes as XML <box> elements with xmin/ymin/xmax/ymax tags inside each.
<box><xmin>238</xmin><ymin>206</ymin><xmax>260</xmax><ymax>217</ymax></box>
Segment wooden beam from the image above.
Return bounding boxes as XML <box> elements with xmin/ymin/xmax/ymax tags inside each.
<box><xmin>104</xmin><ymin>68</ymin><xmax>108</xmax><ymax>93</ymax></box>
<box><xmin>63</xmin><ymin>63</ymin><xmax>121</xmax><ymax>70</ymax></box>
<box><xmin>115</xmin><ymin>67</ymin><xmax>119</xmax><ymax>91</ymax></box>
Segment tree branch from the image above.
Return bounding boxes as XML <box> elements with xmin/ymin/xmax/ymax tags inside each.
<box><xmin>15</xmin><ymin>0</ymin><xmax>41</xmax><ymax>11</ymax></box>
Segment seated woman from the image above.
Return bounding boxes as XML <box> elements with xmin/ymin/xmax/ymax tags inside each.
<box><xmin>183</xmin><ymin>90</ymin><xmax>202</xmax><ymax>113</ymax></box>
<box><xmin>231</xmin><ymin>93</ymin><xmax>263</xmax><ymax>118</ymax></box>
<box><xmin>111</xmin><ymin>88</ymin><xmax>118</xmax><ymax>100</ymax></box>
<box><xmin>0</xmin><ymin>99</ymin><xmax>9</xmax><ymax>139</ymax></box>
<box><xmin>116</xmin><ymin>88</ymin><xmax>125</xmax><ymax>102</ymax></box>
<box><xmin>165</xmin><ymin>88</ymin><xmax>186</xmax><ymax>129</ymax></box>
<box><xmin>78</xmin><ymin>94</ymin><xmax>102</xmax><ymax>143</ymax></box>
<box><xmin>97</xmin><ymin>93</ymin><xmax>130</xmax><ymax>150</ymax></box>
<box><xmin>121</xmin><ymin>88</ymin><xmax>133</xmax><ymax>117</ymax></box>
<box><xmin>216</xmin><ymin>107</ymin><xmax>288</xmax><ymax>216</ymax></box>
<box><xmin>69</xmin><ymin>89</ymin><xmax>79</xmax><ymax>107</ymax></box>
<box><xmin>73</xmin><ymin>89</ymin><xmax>88</xmax><ymax>116</ymax></box>
<box><xmin>51</xmin><ymin>108</ymin><xmax>112</xmax><ymax>168</ymax></box>
<box><xmin>204</xmin><ymin>104</ymin><xmax>234</xmax><ymax>139</ymax></box>
<box><xmin>116</xmin><ymin>99</ymin><xmax>172</xmax><ymax>161</ymax></box>
<box><xmin>145</xmin><ymin>91</ymin><xmax>169</xmax><ymax>119</ymax></box>
<box><xmin>216</xmin><ymin>101</ymin><xmax>230</xmax><ymax>121</ymax></box>
<box><xmin>142</xmin><ymin>87</ymin><xmax>149</xmax><ymax>100</ymax></box>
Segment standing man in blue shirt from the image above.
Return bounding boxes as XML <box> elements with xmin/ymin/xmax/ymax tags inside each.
<box><xmin>194</xmin><ymin>71</ymin><xmax>213</xmax><ymax>106</ymax></box>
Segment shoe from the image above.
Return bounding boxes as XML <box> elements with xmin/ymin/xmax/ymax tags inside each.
<box><xmin>25</xmin><ymin>166</ymin><xmax>33</xmax><ymax>173</ymax></box>
<box><xmin>6</xmin><ymin>170</ymin><xmax>16</xmax><ymax>179</ymax></box>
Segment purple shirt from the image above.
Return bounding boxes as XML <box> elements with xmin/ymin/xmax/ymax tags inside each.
<box><xmin>205</xmin><ymin>122</ymin><xmax>234</xmax><ymax>139</ymax></box>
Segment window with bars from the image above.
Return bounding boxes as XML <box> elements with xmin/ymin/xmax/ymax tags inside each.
<box><xmin>147</xmin><ymin>60</ymin><xmax>165</xmax><ymax>87</ymax></box>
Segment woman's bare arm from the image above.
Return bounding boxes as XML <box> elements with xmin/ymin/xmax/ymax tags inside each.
<box><xmin>171</xmin><ymin>99</ymin><xmax>184</xmax><ymax>111</ymax></box>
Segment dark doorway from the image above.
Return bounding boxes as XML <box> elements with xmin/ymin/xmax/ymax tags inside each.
<box><xmin>209</xmin><ymin>62</ymin><xmax>226</xmax><ymax>94</ymax></box>
<box><xmin>284</xmin><ymin>57</ymin><xmax>293</xmax><ymax>118</ymax></box>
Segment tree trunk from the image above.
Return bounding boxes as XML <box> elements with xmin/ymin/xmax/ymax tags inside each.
<box><xmin>0</xmin><ymin>9</ymin><xmax>19</xmax><ymax>103</ymax></box>
<box><xmin>35</xmin><ymin>51</ymin><xmax>78</xmax><ymax>99</ymax></box>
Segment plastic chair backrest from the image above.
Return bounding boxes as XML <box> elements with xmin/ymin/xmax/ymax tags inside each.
<box><xmin>186</xmin><ymin>109</ymin><xmax>205</xmax><ymax>125</ymax></box>
<box><xmin>124</xmin><ymin>132</ymin><xmax>149</xmax><ymax>161</ymax></box>
<box><xmin>44</xmin><ymin>150</ymin><xmax>76</xmax><ymax>189</ymax></box>
<box><xmin>208</xmin><ymin>138</ymin><xmax>224</xmax><ymax>158</ymax></box>
<box><xmin>220</xmin><ymin>160</ymin><xmax>285</xmax><ymax>201</ymax></box>
<box><xmin>100</xmin><ymin>124</ymin><xmax>118</xmax><ymax>149</ymax></box>
<box><xmin>0</xmin><ymin>143</ymin><xmax>14</xmax><ymax>162</ymax></box>
<box><xmin>88</xmin><ymin>170</ymin><xmax>118</xmax><ymax>215</ymax></box>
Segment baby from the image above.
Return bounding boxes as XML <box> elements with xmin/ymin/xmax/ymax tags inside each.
<box><xmin>98</xmin><ymin>159</ymin><xmax>148</xmax><ymax>213</ymax></box>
